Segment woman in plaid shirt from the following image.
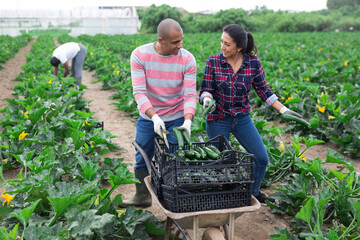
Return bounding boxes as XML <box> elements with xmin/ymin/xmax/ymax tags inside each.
<box><xmin>199</xmin><ymin>24</ymin><xmax>302</xmax><ymax>204</ymax></box>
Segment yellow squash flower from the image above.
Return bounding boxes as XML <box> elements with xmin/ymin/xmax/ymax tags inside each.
<box><xmin>344</xmin><ymin>61</ymin><xmax>348</xmax><ymax>67</ymax></box>
<box><xmin>2</xmin><ymin>159</ymin><xmax>7</xmax><ymax>163</ymax></box>
<box><xmin>327</xmin><ymin>58</ymin><xmax>331</xmax><ymax>61</ymax></box>
<box><xmin>328</xmin><ymin>116</ymin><xmax>335</xmax><ymax>120</ymax></box>
<box><xmin>317</xmin><ymin>105</ymin><xmax>326</xmax><ymax>113</ymax></box>
<box><xmin>19</xmin><ymin>131</ymin><xmax>28</xmax><ymax>140</ymax></box>
<box><xmin>305</xmin><ymin>77</ymin><xmax>310</xmax><ymax>81</ymax></box>
<box><xmin>112</xmin><ymin>65</ymin><xmax>115</xmax><ymax>68</ymax></box>
<box><xmin>48</xmin><ymin>79</ymin><xmax>52</xmax><ymax>84</ymax></box>
<box><xmin>285</xmin><ymin>94</ymin><xmax>294</xmax><ymax>102</ymax></box>
<box><xmin>82</xmin><ymin>120</ymin><xmax>91</xmax><ymax>127</ymax></box>
<box><xmin>298</xmin><ymin>153</ymin><xmax>307</xmax><ymax>162</ymax></box>
<box><xmin>280</xmin><ymin>141</ymin><xmax>285</xmax><ymax>152</ymax></box>
<box><xmin>24</xmin><ymin>112</ymin><xmax>30</xmax><ymax>118</ymax></box>
<box><xmin>90</xmin><ymin>52</ymin><xmax>93</xmax><ymax>55</ymax></box>
<box><xmin>1</xmin><ymin>190</ymin><xmax>15</xmax><ymax>206</ymax></box>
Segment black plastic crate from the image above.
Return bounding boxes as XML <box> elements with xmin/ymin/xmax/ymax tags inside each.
<box><xmin>162</xmin><ymin>182</ymin><xmax>252</xmax><ymax>213</ymax></box>
<box><xmin>149</xmin><ymin>159</ymin><xmax>163</xmax><ymax>200</ymax></box>
<box><xmin>154</xmin><ymin>135</ymin><xmax>254</xmax><ymax>188</ymax></box>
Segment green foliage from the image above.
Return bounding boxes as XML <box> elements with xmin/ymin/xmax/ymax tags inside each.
<box><xmin>327</xmin><ymin>0</ymin><xmax>360</xmax><ymax>10</ymax></box>
<box><xmin>140</xmin><ymin>4</ymin><xmax>183</xmax><ymax>33</ymax></box>
<box><xmin>137</xmin><ymin>4</ymin><xmax>360</xmax><ymax>33</ymax></box>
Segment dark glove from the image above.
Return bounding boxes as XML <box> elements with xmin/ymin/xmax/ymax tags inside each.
<box><xmin>280</xmin><ymin>106</ymin><xmax>302</xmax><ymax>118</ymax></box>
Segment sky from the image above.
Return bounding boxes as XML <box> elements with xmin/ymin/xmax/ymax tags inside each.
<box><xmin>0</xmin><ymin>0</ymin><xmax>328</xmax><ymax>13</ymax></box>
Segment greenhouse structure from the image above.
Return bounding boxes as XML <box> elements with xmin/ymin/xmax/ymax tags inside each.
<box><xmin>0</xmin><ymin>6</ymin><xmax>140</xmax><ymax>36</ymax></box>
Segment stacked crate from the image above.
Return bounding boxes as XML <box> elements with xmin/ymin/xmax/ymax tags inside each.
<box><xmin>150</xmin><ymin>135</ymin><xmax>254</xmax><ymax>213</ymax></box>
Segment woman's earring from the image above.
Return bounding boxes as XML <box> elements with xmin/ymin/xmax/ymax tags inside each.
<box><xmin>238</xmin><ymin>49</ymin><xmax>240</xmax><ymax>52</ymax></box>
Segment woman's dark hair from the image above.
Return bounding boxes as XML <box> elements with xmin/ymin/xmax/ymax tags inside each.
<box><xmin>50</xmin><ymin>57</ymin><xmax>61</xmax><ymax>67</ymax></box>
<box><xmin>223</xmin><ymin>24</ymin><xmax>257</xmax><ymax>55</ymax></box>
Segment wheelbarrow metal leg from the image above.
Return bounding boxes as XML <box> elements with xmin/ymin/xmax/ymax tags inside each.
<box><xmin>193</xmin><ymin>215</ymin><xmax>199</xmax><ymax>240</ymax></box>
<box><xmin>229</xmin><ymin>213</ymin><xmax>235</xmax><ymax>240</ymax></box>
<box><xmin>165</xmin><ymin>217</ymin><xmax>172</xmax><ymax>240</ymax></box>
<box><xmin>223</xmin><ymin>224</ymin><xmax>230</xmax><ymax>240</ymax></box>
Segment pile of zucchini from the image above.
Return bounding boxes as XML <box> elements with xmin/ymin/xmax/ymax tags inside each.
<box><xmin>172</xmin><ymin>127</ymin><xmax>223</xmax><ymax>161</ymax></box>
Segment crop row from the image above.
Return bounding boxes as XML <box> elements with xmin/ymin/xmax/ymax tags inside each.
<box><xmin>0</xmin><ymin>35</ymin><xmax>31</xmax><ymax>70</ymax></box>
<box><xmin>0</xmin><ymin>35</ymin><xmax>162</xmax><ymax>239</ymax></box>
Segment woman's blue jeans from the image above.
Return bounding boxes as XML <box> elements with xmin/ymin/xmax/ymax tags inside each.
<box><xmin>134</xmin><ymin>116</ymin><xmax>184</xmax><ymax>172</ymax></box>
<box><xmin>206</xmin><ymin>115</ymin><xmax>269</xmax><ymax>196</ymax></box>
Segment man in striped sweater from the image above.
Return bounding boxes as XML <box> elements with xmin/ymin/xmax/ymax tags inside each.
<box><xmin>120</xmin><ymin>18</ymin><xmax>197</xmax><ymax>208</ymax></box>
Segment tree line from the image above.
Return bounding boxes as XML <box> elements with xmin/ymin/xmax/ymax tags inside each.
<box><xmin>137</xmin><ymin>0</ymin><xmax>360</xmax><ymax>33</ymax></box>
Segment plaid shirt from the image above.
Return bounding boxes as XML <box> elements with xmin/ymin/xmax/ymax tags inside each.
<box><xmin>199</xmin><ymin>53</ymin><xmax>277</xmax><ymax>122</ymax></box>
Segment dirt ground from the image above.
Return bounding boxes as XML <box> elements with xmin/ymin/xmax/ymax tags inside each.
<box><xmin>1</xmin><ymin>41</ymin><xmax>359</xmax><ymax>239</ymax></box>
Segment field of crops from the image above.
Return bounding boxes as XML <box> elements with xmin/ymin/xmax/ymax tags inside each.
<box><xmin>0</xmin><ymin>31</ymin><xmax>359</xmax><ymax>239</ymax></box>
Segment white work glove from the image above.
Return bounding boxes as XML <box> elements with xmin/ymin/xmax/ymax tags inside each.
<box><xmin>280</xmin><ymin>106</ymin><xmax>302</xmax><ymax>118</ymax></box>
<box><xmin>203</xmin><ymin>97</ymin><xmax>216</xmax><ymax>113</ymax></box>
<box><xmin>151</xmin><ymin>114</ymin><xmax>166</xmax><ymax>137</ymax></box>
<box><xmin>178</xmin><ymin>119</ymin><xmax>192</xmax><ymax>138</ymax></box>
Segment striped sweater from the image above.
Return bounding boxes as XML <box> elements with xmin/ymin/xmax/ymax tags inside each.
<box><xmin>131</xmin><ymin>43</ymin><xmax>197</xmax><ymax>121</ymax></box>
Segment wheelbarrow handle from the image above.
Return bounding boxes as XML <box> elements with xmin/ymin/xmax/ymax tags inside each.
<box><xmin>132</xmin><ymin>140</ymin><xmax>152</xmax><ymax>177</ymax></box>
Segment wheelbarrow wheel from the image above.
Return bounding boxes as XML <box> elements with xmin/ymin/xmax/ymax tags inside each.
<box><xmin>173</xmin><ymin>228</ymin><xmax>191</xmax><ymax>240</ymax></box>
<box><xmin>202</xmin><ymin>227</ymin><xmax>225</xmax><ymax>240</ymax></box>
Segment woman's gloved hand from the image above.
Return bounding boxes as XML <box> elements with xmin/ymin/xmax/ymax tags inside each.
<box><xmin>280</xmin><ymin>106</ymin><xmax>302</xmax><ymax>118</ymax></box>
<box><xmin>203</xmin><ymin>97</ymin><xmax>216</xmax><ymax>114</ymax></box>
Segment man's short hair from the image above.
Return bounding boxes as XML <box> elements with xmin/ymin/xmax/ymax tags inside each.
<box><xmin>50</xmin><ymin>57</ymin><xmax>61</xmax><ymax>67</ymax></box>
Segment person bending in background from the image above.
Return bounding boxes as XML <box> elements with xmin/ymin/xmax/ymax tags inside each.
<box><xmin>199</xmin><ymin>24</ymin><xmax>303</xmax><ymax>204</ymax></box>
<box><xmin>120</xmin><ymin>18</ymin><xmax>197</xmax><ymax>208</ymax></box>
<box><xmin>50</xmin><ymin>42</ymin><xmax>86</xmax><ymax>85</ymax></box>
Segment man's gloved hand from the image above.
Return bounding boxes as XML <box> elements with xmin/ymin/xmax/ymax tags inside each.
<box><xmin>203</xmin><ymin>97</ymin><xmax>216</xmax><ymax>113</ymax></box>
<box><xmin>280</xmin><ymin>106</ymin><xmax>302</xmax><ymax>118</ymax></box>
<box><xmin>151</xmin><ymin>114</ymin><xmax>166</xmax><ymax>137</ymax></box>
<box><xmin>178</xmin><ymin>119</ymin><xmax>192</xmax><ymax>138</ymax></box>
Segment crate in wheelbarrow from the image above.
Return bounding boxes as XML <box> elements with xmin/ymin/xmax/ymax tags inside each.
<box><xmin>162</xmin><ymin>182</ymin><xmax>252</xmax><ymax>213</ymax></box>
<box><xmin>149</xmin><ymin>158</ymin><xmax>163</xmax><ymax>200</ymax></box>
<box><xmin>154</xmin><ymin>135</ymin><xmax>254</xmax><ymax>188</ymax></box>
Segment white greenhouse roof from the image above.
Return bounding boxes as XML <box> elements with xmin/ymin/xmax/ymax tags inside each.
<box><xmin>0</xmin><ymin>6</ymin><xmax>138</xmax><ymax>18</ymax></box>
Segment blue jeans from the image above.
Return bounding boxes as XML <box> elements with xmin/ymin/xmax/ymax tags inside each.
<box><xmin>135</xmin><ymin>116</ymin><xmax>184</xmax><ymax>171</ymax></box>
<box><xmin>206</xmin><ymin>115</ymin><xmax>269</xmax><ymax>196</ymax></box>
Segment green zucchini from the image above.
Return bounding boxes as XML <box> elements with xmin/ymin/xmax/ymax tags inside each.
<box><xmin>174</xmin><ymin>149</ymin><xmax>185</xmax><ymax>158</ymax></box>
<box><xmin>199</xmin><ymin>99</ymin><xmax>216</xmax><ymax>117</ymax></box>
<box><xmin>173</xmin><ymin>127</ymin><xmax>184</xmax><ymax>150</ymax></box>
<box><xmin>185</xmin><ymin>149</ymin><xmax>197</xmax><ymax>159</ymax></box>
<box><xmin>207</xmin><ymin>145</ymin><xmax>221</xmax><ymax>155</ymax></box>
<box><xmin>203</xmin><ymin>146</ymin><xmax>219</xmax><ymax>160</ymax></box>
<box><xmin>181</xmin><ymin>129</ymin><xmax>192</xmax><ymax>146</ymax></box>
<box><xmin>281</xmin><ymin>114</ymin><xmax>311</xmax><ymax>128</ymax></box>
<box><xmin>194</xmin><ymin>146</ymin><xmax>207</xmax><ymax>159</ymax></box>
<box><xmin>192</xmin><ymin>149</ymin><xmax>202</xmax><ymax>159</ymax></box>
<box><xmin>197</xmin><ymin>105</ymin><xmax>204</xmax><ymax>116</ymax></box>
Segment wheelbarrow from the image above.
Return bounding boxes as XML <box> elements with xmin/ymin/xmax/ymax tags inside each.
<box><xmin>133</xmin><ymin>140</ymin><xmax>261</xmax><ymax>240</ymax></box>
